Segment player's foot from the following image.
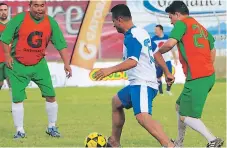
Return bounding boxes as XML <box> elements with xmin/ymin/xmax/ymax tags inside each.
<box><xmin>46</xmin><ymin>126</ymin><xmax>61</xmax><ymax>137</ymax></box>
<box><xmin>13</xmin><ymin>131</ymin><xmax>26</xmax><ymax>139</ymax></box>
<box><xmin>171</xmin><ymin>139</ymin><xmax>183</xmax><ymax>147</ymax></box>
<box><xmin>159</xmin><ymin>93</ymin><xmax>164</xmax><ymax>96</ymax></box>
<box><xmin>166</xmin><ymin>91</ymin><xmax>173</xmax><ymax>96</ymax></box>
<box><xmin>207</xmin><ymin>138</ymin><xmax>224</xmax><ymax>148</ymax></box>
<box><xmin>106</xmin><ymin>137</ymin><xmax>121</xmax><ymax>147</ymax></box>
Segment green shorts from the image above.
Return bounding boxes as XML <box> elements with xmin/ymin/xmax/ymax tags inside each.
<box><xmin>176</xmin><ymin>73</ymin><xmax>215</xmax><ymax>118</ymax></box>
<box><xmin>6</xmin><ymin>58</ymin><xmax>55</xmax><ymax>103</ymax></box>
<box><xmin>0</xmin><ymin>62</ymin><xmax>7</xmax><ymax>81</ymax></box>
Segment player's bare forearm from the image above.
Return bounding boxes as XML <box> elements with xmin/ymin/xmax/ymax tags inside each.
<box><xmin>211</xmin><ymin>48</ymin><xmax>216</xmax><ymax>63</ymax></box>
<box><xmin>110</xmin><ymin>59</ymin><xmax>137</xmax><ymax>74</ymax></box>
<box><xmin>59</xmin><ymin>48</ymin><xmax>70</xmax><ymax>65</ymax></box>
<box><xmin>159</xmin><ymin>38</ymin><xmax>178</xmax><ymax>54</ymax></box>
<box><xmin>154</xmin><ymin>52</ymin><xmax>171</xmax><ymax>75</ymax></box>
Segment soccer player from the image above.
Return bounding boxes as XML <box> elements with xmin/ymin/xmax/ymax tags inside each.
<box><xmin>151</xmin><ymin>24</ymin><xmax>177</xmax><ymax>96</ymax></box>
<box><xmin>0</xmin><ymin>0</ymin><xmax>72</xmax><ymax>139</ymax></box>
<box><xmin>94</xmin><ymin>4</ymin><xmax>175</xmax><ymax>147</ymax></box>
<box><xmin>157</xmin><ymin>1</ymin><xmax>224</xmax><ymax>147</ymax></box>
<box><xmin>0</xmin><ymin>3</ymin><xmax>10</xmax><ymax>90</ymax></box>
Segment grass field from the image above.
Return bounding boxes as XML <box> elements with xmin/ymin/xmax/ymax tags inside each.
<box><xmin>0</xmin><ymin>83</ymin><xmax>226</xmax><ymax>147</ymax></box>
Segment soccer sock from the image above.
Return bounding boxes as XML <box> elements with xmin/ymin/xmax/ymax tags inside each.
<box><xmin>46</xmin><ymin>101</ymin><xmax>58</xmax><ymax>128</ymax></box>
<box><xmin>176</xmin><ymin>111</ymin><xmax>186</xmax><ymax>143</ymax></box>
<box><xmin>12</xmin><ymin>102</ymin><xmax>25</xmax><ymax>133</ymax></box>
<box><xmin>166</xmin><ymin>84</ymin><xmax>171</xmax><ymax>91</ymax></box>
<box><xmin>184</xmin><ymin>117</ymin><xmax>216</xmax><ymax>142</ymax></box>
<box><xmin>158</xmin><ymin>80</ymin><xmax>163</xmax><ymax>94</ymax></box>
<box><xmin>0</xmin><ymin>85</ymin><xmax>2</xmax><ymax>90</ymax></box>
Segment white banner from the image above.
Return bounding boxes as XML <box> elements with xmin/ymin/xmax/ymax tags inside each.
<box><xmin>1</xmin><ymin>60</ymin><xmax>185</xmax><ymax>89</ymax></box>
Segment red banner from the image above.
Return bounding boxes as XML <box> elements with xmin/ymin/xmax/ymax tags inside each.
<box><xmin>5</xmin><ymin>1</ymin><xmax>125</xmax><ymax>61</ymax></box>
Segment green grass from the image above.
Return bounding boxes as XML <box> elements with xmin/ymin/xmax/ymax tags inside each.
<box><xmin>0</xmin><ymin>83</ymin><xmax>225</xmax><ymax>147</ymax></box>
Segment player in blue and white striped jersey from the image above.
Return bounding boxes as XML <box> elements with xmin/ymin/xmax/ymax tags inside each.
<box><xmin>94</xmin><ymin>4</ymin><xmax>175</xmax><ymax>148</ymax></box>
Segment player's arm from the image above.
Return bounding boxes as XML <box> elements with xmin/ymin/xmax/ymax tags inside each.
<box><xmin>208</xmin><ymin>32</ymin><xmax>216</xmax><ymax>63</ymax></box>
<box><xmin>94</xmin><ymin>37</ymin><xmax>141</xmax><ymax>80</ymax></box>
<box><xmin>152</xmin><ymin>41</ymin><xmax>171</xmax><ymax>76</ymax></box>
<box><xmin>159</xmin><ymin>21</ymin><xmax>186</xmax><ymax>54</ymax></box>
<box><xmin>152</xmin><ymin>41</ymin><xmax>175</xmax><ymax>85</ymax></box>
<box><xmin>171</xmin><ymin>46</ymin><xmax>178</xmax><ymax>65</ymax></box>
<box><xmin>49</xmin><ymin>16</ymin><xmax>68</xmax><ymax>64</ymax></box>
<box><xmin>1</xmin><ymin>14</ymin><xmax>22</xmax><ymax>55</ymax></box>
<box><xmin>154</xmin><ymin>52</ymin><xmax>171</xmax><ymax>75</ymax></box>
<box><xmin>49</xmin><ymin>16</ymin><xmax>72</xmax><ymax>77</ymax></box>
<box><xmin>0</xmin><ymin>12</ymin><xmax>25</xmax><ymax>68</ymax></box>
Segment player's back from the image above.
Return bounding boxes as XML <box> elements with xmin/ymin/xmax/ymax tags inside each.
<box><xmin>151</xmin><ymin>34</ymin><xmax>171</xmax><ymax>62</ymax></box>
<box><xmin>123</xmin><ymin>26</ymin><xmax>158</xmax><ymax>89</ymax></box>
<box><xmin>177</xmin><ymin>17</ymin><xmax>214</xmax><ymax>79</ymax></box>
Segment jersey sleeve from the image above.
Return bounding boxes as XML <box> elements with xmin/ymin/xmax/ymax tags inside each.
<box><xmin>169</xmin><ymin>21</ymin><xmax>186</xmax><ymax>41</ymax></box>
<box><xmin>125</xmin><ymin>37</ymin><xmax>142</xmax><ymax>62</ymax></box>
<box><xmin>207</xmin><ymin>32</ymin><xmax>215</xmax><ymax>50</ymax></box>
<box><xmin>0</xmin><ymin>12</ymin><xmax>25</xmax><ymax>45</ymax></box>
<box><xmin>48</xmin><ymin>16</ymin><xmax>67</xmax><ymax>51</ymax></box>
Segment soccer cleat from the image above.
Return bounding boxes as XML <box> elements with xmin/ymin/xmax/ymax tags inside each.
<box><xmin>13</xmin><ymin>131</ymin><xmax>26</xmax><ymax>139</ymax></box>
<box><xmin>159</xmin><ymin>93</ymin><xmax>164</xmax><ymax>96</ymax></box>
<box><xmin>106</xmin><ymin>137</ymin><xmax>121</xmax><ymax>148</ymax></box>
<box><xmin>166</xmin><ymin>91</ymin><xmax>173</xmax><ymax>96</ymax></box>
<box><xmin>207</xmin><ymin>138</ymin><xmax>224</xmax><ymax>148</ymax></box>
<box><xmin>46</xmin><ymin>126</ymin><xmax>61</xmax><ymax>137</ymax></box>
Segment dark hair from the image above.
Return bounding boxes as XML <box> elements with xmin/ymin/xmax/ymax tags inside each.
<box><xmin>156</xmin><ymin>24</ymin><xmax>163</xmax><ymax>31</ymax></box>
<box><xmin>165</xmin><ymin>1</ymin><xmax>189</xmax><ymax>15</ymax></box>
<box><xmin>111</xmin><ymin>4</ymin><xmax>132</xmax><ymax>20</ymax></box>
<box><xmin>29</xmin><ymin>0</ymin><xmax>46</xmax><ymax>5</ymax></box>
<box><xmin>0</xmin><ymin>3</ymin><xmax>8</xmax><ymax>7</ymax></box>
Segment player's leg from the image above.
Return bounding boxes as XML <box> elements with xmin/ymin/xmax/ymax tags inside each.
<box><xmin>156</xmin><ymin>66</ymin><xmax>163</xmax><ymax>95</ymax></box>
<box><xmin>0</xmin><ymin>62</ymin><xmax>5</xmax><ymax>89</ymax></box>
<box><xmin>107</xmin><ymin>86</ymin><xmax>131</xmax><ymax>147</ymax></box>
<box><xmin>166</xmin><ymin>61</ymin><xmax>173</xmax><ymax>96</ymax></box>
<box><xmin>31</xmin><ymin>58</ymin><xmax>59</xmax><ymax>137</ymax></box>
<box><xmin>131</xmin><ymin>85</ymin><xmax>174</xmax><ymax>147</ymax></box>
<box><xmin>173</xmin><ymin>95</ymin><xmax>186</xmax><ymax>147</ymax></box>
<box><xmin>3</xmin><ymin>63</ymin><xmax>13</xmax><ymax>100</ymax></box>
<box><xmin>6</xmin><ymin>60</ymin><xmax>30</xmax><ymax>138</ymax></box>
<box><xmin>179</xmin><ymin>74</ymin><xmax>224</xmax><ymax>147</ymax></box>
<box><xmin>6</xmin><ymin>78</ymin><xmax>12</xmax><ymax>100</ymax></box>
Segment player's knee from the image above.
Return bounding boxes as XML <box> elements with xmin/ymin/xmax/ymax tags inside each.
<box><xmin>112</xmin><ymin>95</ymin><xmax>123</xmax><ymax>111</ymax></box>
<box><xmin>45</xmin><ymin>97</ymin><xmax>56</xmax><ymax>102</ymax></box>
<box><xmin>136</xmin><ymin>113</ymin><xmax>150</xmax><ymax>127</ymax></box>
<box><xmin>180</xmin><ymin>116</ymin><xmax>185</xmax><ymax>122</ymax></box>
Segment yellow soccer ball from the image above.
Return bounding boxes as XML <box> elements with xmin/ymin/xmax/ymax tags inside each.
<box><xmin>84</xmin><ymin>132</ymin><xmax>107</xmax><ymax>147</ymax></box>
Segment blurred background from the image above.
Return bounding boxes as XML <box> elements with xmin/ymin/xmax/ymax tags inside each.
<box><xmin>3</xmin><ymin>0</ymin><xmax>226</xmax><ymax>87</ymax></box>
<box><xmin>0</xmin><ymin>1</ymin><xmax>225</xmax><ymax>147</ymax></box>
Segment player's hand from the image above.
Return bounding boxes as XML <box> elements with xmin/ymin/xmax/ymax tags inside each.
<box><xmin>5</xmin><ymin>55</ymin><xmax>13</xmax><ymax>69</ymax></box>
<box><xmin>64</xmin><ymin>64</ymin><xmax>72</xmax><ymax>78</ymax></box>
<box><xmin>165</xmin><ymin>73</ymin><xmax>175</xmax><ymax>86</ymax></box>
<box><xmin>94</xmin><ymin>68</ymin><xmax>113</xmax><ymax>81</ymax></box>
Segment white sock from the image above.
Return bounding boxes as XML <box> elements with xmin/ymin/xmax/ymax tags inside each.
<box><xmin>184</xmin><ymin>117</ymin><xmax>216</xmax><ymax>142</ymax></box>
<box><xmin>176</xmin><ymin>112</ymin><xmax>186</xmax><ymax>143</ymax></box>
<box><xmin>12</xmin><ymin>102</ymin><xmax>25</xmax><ymax>133</ymax></box>
<box><xmin>46</xmin><ymin>101</ymin><xmax>58</xmax><ymax>128</ymax></box>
